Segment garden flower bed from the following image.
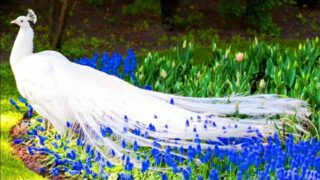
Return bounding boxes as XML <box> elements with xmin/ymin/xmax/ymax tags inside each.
<box><xmin>9</xmin><ymin>39</ymin><xmax>320</xmax><ymax>179</ymax></box>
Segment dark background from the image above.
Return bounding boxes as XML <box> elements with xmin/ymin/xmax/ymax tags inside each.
<box><xmin>1</xmin><ymin>0</ymin><xmax>319</xmax><ymax>61</ymax></box>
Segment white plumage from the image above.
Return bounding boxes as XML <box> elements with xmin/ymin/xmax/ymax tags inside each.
<box><xmin>10</xmin><ymin>10</ymin><xmax>310</xmax><ymax>163</ymax></box>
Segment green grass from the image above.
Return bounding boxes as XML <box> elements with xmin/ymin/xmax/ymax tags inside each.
<box><xmin>0</xmin><ymin>63</ymin><xmax>46</xmax><ymax>180</ymax></box>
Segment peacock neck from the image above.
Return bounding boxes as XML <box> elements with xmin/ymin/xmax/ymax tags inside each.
<box><xmin>10</xmin><ymin>27</ymin><xmax>34</xmax><ymax>69</ymax></box>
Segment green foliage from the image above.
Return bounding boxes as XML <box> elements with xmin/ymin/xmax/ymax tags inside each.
<box><xmin>86</xmin><ymin>0</ymin><xmax>104</xmax><ymax>7</ymax></box>
<box><xmin>0</xmin><ymin>33</ymin><xmax>14</xmax><ymax>54</ymax></box>
<box><xmin>171</xmin><ymin>10</ymin><xmax>204</xmax><ymax>29</ymax></box>
<box><xmin>122</xmin><ymin>0</ymin><xmax>160</xmax><ymax>15</ymax></box>
<box><xmin>136</xmin><ymin>38</ymin><xmax>320</xmax><ymax>131</ymax></box>
<box><xmin>218</xmin><ymin>0</ymin><xmax>295</xmax><ymax>36</ymax></box>
<box><xmin>218</xmin><ymin>0</ymin><xmax>247</xmax><ymax>17</ymax></box>
<box><xmin>60</xmin><ymin>37</ymin><xmax>103</xmax><ymax>58</ymax></box>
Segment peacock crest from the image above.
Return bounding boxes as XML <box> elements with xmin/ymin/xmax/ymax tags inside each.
<box><xmin>26</xmin><ymin>9</ymin><xmax>37</xmax><ymax>24</ymax></box>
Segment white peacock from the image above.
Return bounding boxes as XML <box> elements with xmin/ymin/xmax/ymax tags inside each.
<box><xmin>10</xmin><ymin>9</ymin><xmax>310</xmax><ymax>166</ymax></box>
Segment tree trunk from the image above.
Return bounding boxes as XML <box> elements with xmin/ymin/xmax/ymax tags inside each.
<box><xmin>160</xmin><ymin>0</ymin><xmax>180</xmax><ymax>26</ymax></box>
<box><xmin>51</xmin><ymin>0</ymin><xmax>72</xmax><ymax>49</ymax></box>
<box><xmin>49</xmin><ymin>0</ymin><xmax>58</xmax><ymax>43</ymax></box>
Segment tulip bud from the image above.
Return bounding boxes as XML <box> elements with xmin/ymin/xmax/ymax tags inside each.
<box><xmin>183</xmin><ymin>40</ymin><xmax>187</xmax><ymax>49</ymax></box>
<box><xmin>160</xmin><ymin>69</ymin><xmax>167</xmax><ymax>79</ymax></box>
<box><xmin>259</xmin><ymin>79</ymin><xmax>265</xmax><ymax>92</ymax></box>
<box><xmin>197</xmin><ymin>71</ymin><xmax>201</xmax><ymax>79</ymax></box>
<box><xmin>236</xmin><ymin>52</ymin><xmax>244</xmax><ymax>62</ymax></box>
<box><xmin>139</xmin><ymin>74</ymin><xmax>143</xmax><ymax>80</ymax></box>
<box><xmin>235</xmin><ymin>101</ymin><xmax>239</xmax><ymax>115</ymax></box>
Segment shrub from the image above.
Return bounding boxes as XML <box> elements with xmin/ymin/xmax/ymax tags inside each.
<box><xmin>218</xmin><ymin>0</ymin><xmax>295</xmax><ymax>36</ymax></box>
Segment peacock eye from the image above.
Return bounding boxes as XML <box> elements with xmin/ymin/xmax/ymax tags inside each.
<box><xmin>20</xmin><ymin>20</ymin><xmax>23</xmax><ymax>23</ymax></box>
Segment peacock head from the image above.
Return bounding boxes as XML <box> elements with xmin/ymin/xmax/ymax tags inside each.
<box><xmin>11</xmin><ymin>9</ymin><xmax>37</xmax><ymax>28</ymax></box>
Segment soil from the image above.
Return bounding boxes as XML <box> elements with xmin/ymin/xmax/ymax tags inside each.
<box><xmin>1</xmin><ymin>0</ymin><xmax>319</xmax><ymax>55</ymax></box>
<box><xmin>10</xmin><ymin>119</ymin><xmax>65</xmax><ymax>180</ymax></box>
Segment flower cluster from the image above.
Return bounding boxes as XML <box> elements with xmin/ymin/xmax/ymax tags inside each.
<box><xmin>75</xmin><ymin>50</ymin><xmax>137</xmax><ymax>80</ymax></box>
<box><xmin>10</xmin><ymin>96</ymin><xmax>320</xmax><ymax>180</ymax></box>
<box><xmin>9</xmin><ymin>48</ymin><xmax>320</xmax><ymax>179</ymax></box>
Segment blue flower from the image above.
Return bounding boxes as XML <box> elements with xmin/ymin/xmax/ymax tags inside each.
<box><xmin>86</xmin><ymin>145</ymin><xmax>91</xmax><ymax>154</ymax></box>
<box><xmin>151</xmin><ymin>148</ymin><xmax>160</xmax><ymax>157</ymax></box>
<box><xmin>32</xmin><ymin>129</ymin><xmax>38</xmax><ymax>136</ymax></box>
<box><xmin>69</xmin><ymin>170</ymin><xmax>81</xmax><ymax>175</ymax></box>
<box><xmin>27</xmin><ymin>146</ymin><xmax>34</xmax><ymax>155</ymax></box>
<box><xmin>133</xmin><ymin>141</ymin><xmax>139</xmax><ymax>151</ymax></box>
<box><xmin>162</xmin><ymin>173</ymin><xmax>168</xmax><ymax>180</ymax></box>
<box><xmin>201</xmin><ymin>147</ymin><xmax>212</xmax><ymax>163</ymax></box>
<box><xmin>64</xmin><ymin>166</ymin><xmax>70</xmax><ymax>172</ymax></box>
<box><xmin>66</xmin><ymin>121</ymin><xmax>72</xmax><ymax>128</ymax></box>
<box><xmin>84</xmin><ymin>165</ymin><xmax>92</xmax><ymax>174</ymax></box>
<box><xmin>212</xmin><ymin>122</ymin><xmax>216</xmax><ymax>127</ymax></box>
<box><xmin>133</xmin><ymin>128</ymin><xmax>141</xmax><ymax>136</ymax></box>
<box><xmin>67</xmin><ymin>150</ymin><xmax>77</xmax><ymax>160</ymax></box>
<box><xmin>76</xmin><ymin>137</ymin><xmax>83</xmax><ymax>146</ymax></box>
<box><xmin>193</xmin><ymin>127</ymin><xmax>197</xmax><ymax>132</ymax></box>
<box><xmin>121</xmin><ymin>140</ymin><xmax>126</xmax><ymax>148</ymax></box>
<box><xmin>52</xmin><ymin>152</ymin><xmax>61</xmax><ymax>159</ymax></box>
<box><xmin>209</xmin><ymin>169</ymin><xmax>219</xmax><ymax>180</ymax></box>
<box><xmin>54</xmin><ymin>134</ymin><xmax>61</xmax><ymax>140</ymax></box>
<box><xmin>187</xmin><ymin>146</ymin><xmax>196</xmax><ymax>162</ymax></box>
<box><xmin>27</xmin><ymin>105</ymin><xmax>33</xmax><ymax>118</ymax></box>
<box><xmin>124</xmin><ymin>115</ymin><xmax>128</xmax><ymax>122</ymax></box>
<box><xmin>95</xmin><ymin>152</ymin><xmax>101</xmax><ymax>162</ymax></box>
<box><xmin>170</xmin><ymin>98</ymin><xmax>174</xmax><ymax>105</ymax></box>
<box><xmin>27</xmin><ymin>131</ymin><xmax>34</xmax><ymax>136</ymax></box>
<box><xmin>124</xmin><ymin>157</ymin><xmax>133</xmax><ymax>171</ymax></box>
<box><xmin>118</xmin><ymin>173</ymin><xmax>134</xmax><ymax>180</ymax></box>
<box><xmin>144</xmin><ymin>131</ymin><xmax>149</xmax><ymax>138</ymax></box>
<box><xmin>9</xmin><ymin>99</ymin><xmax>20</xmax><ymax>111</ymax></box>
<box><xmin>13</xmin><ymin>139</ymin><xmax>23</xmax><ymax>144</ymax></box>
<box><xmin>89</xmin><ymin>149</ymin><xmax>95</xmax><ymax>157</ymax></box>
<box><xmin>100</xmin><ymin>52</ymin><xmax>109</xmax><ymax>67</ymax></box>
<box><xmin>186</xmin><ymin>120</ymin><xmax>190</xmax><ymax>127</ymax></box>
<box><xmin>18</xmin><ymin>97</ymin><xmax>28</xmax><ymax>106</ymax></box>
<box><xmin>51</xmin><ymin>167</ymin><xmax>59</xmax><ymax>176</ymax></box>
<box><xmin>106</xmin><ymin>127</ymin><xmax>113</xmax><ymax>135</ymax></box>
<box><xmin>145</xmin><ymin>85</ymin><xmax>152</xmax><ymax>90</ymax></box>
<box><xmin>148</xmin><ymin>123</ymin><xmax>156</xmax><ymax>131</ymax></box>
<box><xmin>92</xmin><ymin>172</ymin><xmax>98</xmax><ymax>179</ymax></box>
<box><xmin>38</xmin><ymin>126</ymin><xmax>45</xmax><ymax>132</ymax></box>
<box><xmin>72</xmin><ymin>160</ymin><xmax>83</xmax><ymax>171</ymax></box>
<box><xmin>37</xmin><ymin>135</ymin><xmax>47</xmax><ymax>146</ymax></box>
<box><xmin>141</xmin><ymin>159</ymin><xmax>150</xmax><ymax>173</ymax></box>
<box><xmin>182</xmin><ymin>168</ymin><xmax>191</xmax><ymax>180</ymax></box>
<box><xmin>194</xmin><ymin>134</ymin><xmax>201</xmax><ymax>144</ymax></box>
<box><xmin>111</xmin><ymin>149</ymin><xmax>116</xmax><ymax>156</ymax></box>
<box><xmin>106</xmin><ymin>161</ymin><xmax>114</xmax><ymax>168</ymax></box>
<box><xmin>40</xmin><ymin>167</ymin><xmax>46</xmax><ymax>173</ymax></box>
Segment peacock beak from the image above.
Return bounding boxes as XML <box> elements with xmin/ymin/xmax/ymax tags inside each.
<box><xmin>10</xmin><ymin>19</ymin><xmax>17</xmax><ymax>24</ymax></box>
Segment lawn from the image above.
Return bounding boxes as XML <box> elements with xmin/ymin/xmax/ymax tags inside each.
<box><xmin>0</xmin><ymin>63</ymin><xmax>46</xmax><ymax>180</ymax></box>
